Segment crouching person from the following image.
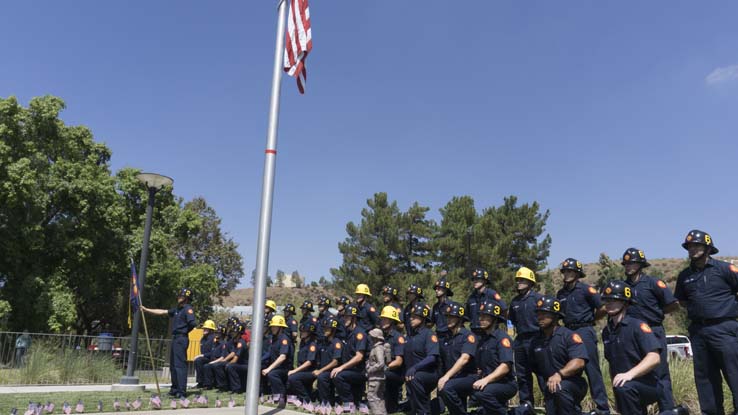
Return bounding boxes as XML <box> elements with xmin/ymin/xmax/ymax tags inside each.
<box><xmin>287</xmin><ymin>320</ymin><xmax>320</xmax><ymax>410</ymax></box>
<box><xmin>225</xmin><ymin>322</ymin><xmax>249</xmax><ymax>393</ymax></box>
<box><xmin>403</xmin><ymin>303</ymin><xmax>440</xmax><ymax>415</ymax></box>
<box><xmin>471</xmin><ymin>301</ymin><xmax>517</xmax><ymax>415</ymax></box>
<box><xmin>262</xmin><ymin>315</ymin><xmax>294</xmax><ymax>409</ymax></box>
<box><xmin>437</xmin><ymin>302</ymin><xmax>478</xmax><ymax>415</ymax></box>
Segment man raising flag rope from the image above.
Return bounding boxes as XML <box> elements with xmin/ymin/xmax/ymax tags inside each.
<box><xmin>284</xmin><ymin>0</ymin><xmax>312</xmax><ymax>94</ymax></box>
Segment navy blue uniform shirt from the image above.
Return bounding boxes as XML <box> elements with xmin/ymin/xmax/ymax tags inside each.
<box><xmin>232</xmin><ymin>338</ymin><xmax>249</xmax><ymax>364</ymax></box>
<box><xmin>402</xmin><ymin>303</ymin><xmax>417</xmax><ymax>334</ymax></box>
<box><xmin>200</xmin><ymin>332</ymin><xmax>216</xmax><ymax>358</ymax></box>
<box><xmin>343</xmin><ymin>326</ymin><xmax>371</xmax><ymax>372</ymax></box>
<box><xmin>626</xmin><ymin>274</ymin><xmax>677</xmax><ymax>326</ymax></box>
<box><xmin>357</xmin><ymin>302</ymin><xmax>379</xmax><ymax>331</ymax></box>
<box><xmin>287</xmin><ymin>316</ymin><xmax>299</xmax><ymax>340</ymax></box>
<box><xmin>557</xmin><ymin>282</ymin><xmax>602</xmax><ymax>326</ymax></box>
<box><xmin>440</xmin><ymin>328</ymin><xmax>478</xmax><ymax>377</ymax></box>
<box><xmin>404</xmin><ymin>326</ymin><xmax>440</xmax><ymax>370</ymax></box>
<box><xmin>168</xmin><ymin>304</ymin><xmax>196</xmax><ymax>335</ymax></box>
<box><xmin>318</xmin><ymin>337</ymin><xmax>344</xmax><ymax>368</ymax></box>
<box><xmin>432</xmin><ymin>300</ymin><xmax>451</xmax><ymax>335</ymax></box>
<box><xmin>602</xmin><ymin>316</ymin><xmax>660</xmax><ymax>384</ymax></box>
<box><xmin>530</xmin><ymin>326</ymin><xmax>589</xmax><ymax>379</ymax></box>
<box><xmin>269</xmin><ymin>332</ymin><xmax>294</xmax><ymax>370</ymax></box>
<box><xmin>476</xmin><ymin>328</ymin><xmax>515</xmax><ymax>382</ymax></box>
<box><xmin>386</xmin><ymin>329</ymin><xmax>406</xmax><ymax>361</ymax></box>
<box><xmin>467</xmin><ymin>288</ymin><xmax>506</xmax><ymax>331</ymax></box>
<box><xmin>675</xmin><ymin>258</ymin><xmax>738</xmax><ymax>322</ymax></box>
<box><xmin>297</xmin><ymin>339</ymin><xmax>319</xmax><ymax>366</ymax></box>
<box><xmin>510</xmin><ymin>290</ymin><xmax>543</xmax><ymax>336</ymax></box>
<box><xmin>211</xmin><ymin>340</ymin><xmax>227</xmax><ymax>359</ymax></box>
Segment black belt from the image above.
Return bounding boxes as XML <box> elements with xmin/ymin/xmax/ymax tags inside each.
<box><xmin>695</xmin><ymin>317</ymin><xmax>736</xmax><ymax>326</ymax></box>
<box><xmin>566</xmin><ymin>322</ymin><xmax>594</xmax><ymax>330</ymax></box>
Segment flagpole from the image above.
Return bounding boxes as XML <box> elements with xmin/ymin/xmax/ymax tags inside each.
<box><xmin>245</xmin><ymin>0</ymin><xmax>287</xmax><ymax>413</ymax></box>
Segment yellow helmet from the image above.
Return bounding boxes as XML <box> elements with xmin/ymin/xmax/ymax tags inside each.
<box><xmin>515</xmin><ymin>267</ymin><xmax>536</xmax><ymax>284</ymax></box>
<box><xmin>380</xmin><ymin>306</ymin><xmax>401</xmax><ymax>323</ymax></box>
<box><xmin>269</xmin><ymin>315</ymin><xmax>288</xmax><ymax>328</ymax></box>
<box><xmin>265</xmin><ymin>300</ymin><xmax>277</xmax><ymax>312</ymax></box>
<box><xmin>202</xmin><ymin>320</ymin><xmax>217</xmax><ymax>331</ymax></box>
<box><xmin>355</xmin><ymin>284</ymin><xmax>372</xmax><ymax>296</ymax></box>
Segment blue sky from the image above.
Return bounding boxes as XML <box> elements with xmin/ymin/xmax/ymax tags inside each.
<box><xmin>2</xmin><ymin>1</ymin><xmax>738</xmax><ymax>286</ymax></box>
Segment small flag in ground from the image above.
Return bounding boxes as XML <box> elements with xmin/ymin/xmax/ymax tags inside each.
<box><xmin>96</xmin><ymin>402</ymin><xmax>102</xmax><ymax>413</ymax></box>
<box><xmin>74</xmin><ymin>400</ymin><xmax>83</xmax><ymax>414</ymax></box>
<box><xmin>169</xmin><ymin>400</ymin><xmax>176</xmax><ymax>410</ymax></box>
<box><xmin>179</xmin><ymin>398</ymin><xmax>190</xmax><ymax>409</ymax></box>
<box><xmin>124</xmin><ymin>399</ymin><xmax>130</xmax><ymax>411</ymax></box>
<box><xmin>62</xmin><ymin>403</ymin><xmax>70</xmax><ymax>415</ymax></box>
<box><xmin>284</xmin><ymin>0</ymin><xmax>312</xmax><ymax>94</ymax></box>
<box><xmin>215</xmin><ymin>397</ymin><xmax>221</xmax><ymax>408</ymax></box>
<box><xmin>149</xmin><ymin>395</ymin><xmax>161</xmax><ymax>410</ymax></box>
<box><xmin>112</xmin><ymin>399</ymin><xmax>120</xmax><ymax>412</ymax></box>
<box><xmin>228</xmin><ymin>397</ymin><xmax>235</xmax><ymax>408</ymax></box>
<box><xmin>131</xmin><ymin>398</ymin><xmax>141</xmax><ymax>411</ymax></box>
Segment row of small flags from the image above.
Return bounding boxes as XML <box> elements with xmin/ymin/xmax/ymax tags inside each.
<box><xmin>12</xmin><ymin>395</ymin><xmax>237</xmax><ymax>415</ymax></box>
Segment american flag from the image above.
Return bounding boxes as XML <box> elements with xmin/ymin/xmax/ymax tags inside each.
<box><xmin>283</xmin><ymin>0</ymin><xmax>312</xmax><ymax>94</ymax></box>
<box><xmin>149</xmin><ymin>395</ymin><xmax>161</xmax><ymax>410</ymax></box>
<box><xmin>74</xmin><ymin>400</ymin><xmax>84</xmax><ymax>414</ymax></box>
<box><xmin>128</xmin><ymin>259</ymin><xmax>140</xmax><ymax>328</ymax></box>
<box><xmin>131</xmin><ymin>397</ymin><xmax>141</xmax><ymax>411</ymax></box>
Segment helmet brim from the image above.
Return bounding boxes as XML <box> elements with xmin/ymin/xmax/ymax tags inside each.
<box><xmin>681</xmin><ymin>242</ymin><xmax>719</xmax><ymax>255</ymax></box>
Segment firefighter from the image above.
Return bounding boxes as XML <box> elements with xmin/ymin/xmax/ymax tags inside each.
<box><xmin>283</xmin><ymin>303</ymin><xmax>299</xmax><ymax>344</ymax></box>
<box><xmin>403</xmin><ymin>302</ymin><xmax>440</xmax><ymax>415</ymax></box>
<box><xmin>286</xmin><ymin>320</ymin><xmax>320</xmax><ymax>409</ymax></box>
<box><xmin>508</xmin><ymin>266</ymin><xmax>543</xmax><ymax>406</ymax></box>
<box><xmin>262</xmin><ymin>315</ymin><xmax>294</xmax><ymax>409</ymax></box>
<box><xmin>194</xmin><ymin>319</ymin><xmax>218</xmax><ymax>389</ymax></box>
<box><xmin>225</xmin><ymin>322</ymin><xmax>249</xmax><ymax>393</ymax></box>
<box><xmin>355</xmin><ymin>284</ymin><xmax>379</xmax><ymax>331</ymax></box>
<box><xmin>331</xmin><ymin>304</ymin><xmax>371</xmax><ymax>413</ymax></box>
<box><xmin>403</xmin><ymin>284</ymin><xmax>424</xmax><ymax>333</ymax></box>
<box><xmin>432</xmin><ymin>275</ymin><xmax>454</xmax><ymax>341</ymax></box>
<box><xmin>437</xmin><ymin>301</ymin><xmax>478</xmax><ymax>415</ymax></box>
<box><xmin>466</xmin><ymin>267</ymin><xmax>506</xmax><ymax>335</ymax></box>
<box><xmin>379</xmin><ymin>305</ymin><xmax>406</xmax><ymax>413</ymax></box>
<box><xmin>313</xmin><ymin>316</ymin><xmax>344</xmax><ymax>414</ymax></box>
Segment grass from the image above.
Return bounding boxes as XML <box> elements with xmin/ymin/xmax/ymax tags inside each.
<box><xmin>2</xmin><ymin>343</ymin><xmax>121</xmax><ymax>385</ymax></box>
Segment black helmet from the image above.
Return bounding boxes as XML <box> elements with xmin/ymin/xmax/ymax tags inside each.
<box><xmin>469</xmin><ymin>267</ymin><xmax>490</xmax><ymax>283</ymax></box>
<box><xmin>335</xmin><ymin>296</ymin><xmax>351</xmax><ymax>307</ymax></box>
<box><xmin>300</xmin><ymin>320</ymin><xmax>318</xmax><ymax>334</ymax></box>
<box><xmin>233</xmin><ymin>322</ymin><xmax>245</xmax><ymax>335</ymax></box>
<box><xmin>410</xmin><ymin>302</ymin><xmax>431</xmax><ymax>320</ymax></box>
<box><xmin>433</xmin><ymin>277</ymin><xmax>454</xmax><ymax>297</ymax></box>
<box><xmin>226</xmin><ymin>316</ymin><xmax>239</xmax><ymax>329</ymax></box>
<box><xmin>217</xmin><ymin>324</ymin><xmax>227</xmax><ymax>337</ymax></box>
<box><xmin>406</xmin><ymin>284</ymin><xmax>424</xmax><ymax>299</ymax></box>
<box><xmin>560</xmin><ymin>258</ymin><xmax>584</xmax><ymax>276</ymax></box>
<box><xmin>621</xmin><ymin>248</ymin><xmax>650</xmax><ymax>268</ymax></box>
<box><xmin>478</xmin><ymin>300</ymin><xmax>505</xmax><ymax>321</ymax></box>
<box><xmin>317</xmin><ymin>296</ymin><xmax>331</xmax><ymax>307</ymax></box>
<box><xmin>601</xmin><ymin>279</ymin><xmax>634</xmax><ymax>303</ymax></box>
<box><xmin>681</xmin><ymin>229</ymin><xmax>719</xmax><ymax>254</ymax></box>
<box><xmin>178</xmin><ymin>288</ymin><xmax>193</xmax><ymax>300</ymax></box>
<box><xmin>344</xmin><ymin>304</ymin><xmax>359</xmax><ymax>317</ymax></box>
<box><xmin>323</xmin><ymin>316</ymin><xmax>340</xmax><ymax>330</ymax></box>
<box><xmin>442</xmin><ymin>301</ymin><xmax>467</xmax><ymax>320</ymax></box>
<box><xmin>382</xmin><ymin>285</ymin><xmax>399</xmax><ymax>298</ymax></box>
<box><xmin>536</xmin><ymin>295</ymin><xmax>565</xmax><ymax>318</ymax></box>
<box><xmin>283</xmin><ymin>303</ymin><xmax>296</xmax><ymax>314</ymax></box>
<box><xmin>300</xmin><ymin>300</ymin><xmax>314</xmax><ymax>312</ymax></box>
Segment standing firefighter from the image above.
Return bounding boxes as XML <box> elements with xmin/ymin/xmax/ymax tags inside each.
<box><xmin>530</xmin><ymin>296</ymin><xmax>588</xmax><ymax>415</ymax></box>
<box><xmin>621</xmin><ymin>247</ymin><xmax>680</xmax><ymax>413</ymax></box>
<box><xmin>355</xmin><ymin>284</ymin><xmax>379</xmax><ymax>331</ymax></box>
<box><xmin>432</xmin><ymin>275</ymin><xmax>454</xmax><ymax>341</ymax></box>
<box><xmin>466</xmin><ymin>267</ymin><xmax>506</xmax><ymax>335</ymax></box>
<box><xmin>472</xmin><ymin>301</ymin><xmax>518</xmax><ymax>415</ymax></box>
<box><xmin>508</xmin><ymin>267</ymin><xmax>543</xmax><ymax>407</ymax></box>
<box><xmin>140</xmin><ymin>288</ymin><xmax>196</xmax><ymax>399</ymax></box>
<box><xmin>556</xmin><ymin>258</ymin><xmax>610</xmax><ymax>415</ymax></box>
<box><xmin>403</xmin><ymin>302</ymin><xmax>440</xmax><ymax>415</ymax></box>
<box><xmin>675</xmin><ymin>229</ymin><xmax>738</xmax><ymax>414</ymax></box>
<box><xmin>403</xmin><ymin>284</ymin><xmax>424</xmax><ymax>333</ymax></box>
<box><xmin>382</xmin><ymin>285</ymin><xmax>404</xmax><ymax>326</ymax></box>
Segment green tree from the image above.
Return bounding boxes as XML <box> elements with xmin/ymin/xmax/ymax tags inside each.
<box><xmin>595</xmin><ymin>253</ymin><xmax>623</xmax><ymax>288</ymax></box>
<box><xmin>434</xmin><ymin>196</ymin><xmax>478</xmax><ymax>292</ymax></box>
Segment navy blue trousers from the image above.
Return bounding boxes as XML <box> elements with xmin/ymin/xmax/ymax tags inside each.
<box><xmin>317</xmin><ymin>372</ymin><xmax>336</xmax><ymax>405</ymax></box>
<box><xmin>169</xmin><ymin>336</ymin><xmax>189</xmax><ymax>395</ymax></box>
<box><xmin>226</xmin><ymin>363</ymin><xmax>248</xmax><ymax>393</ymax></box>
<box><xmin>689</xmin><ymin>320</ymin><xmax>738</xmax><ymax>415</ymax></box>
<box><xmin>407</xmin><ymin>371</ymin><xmax>439</xmax><ymax>415</ymax></box>
<box><xmin>439</xmin><ymin>375</ymin><xmax>477</xmax><ymax>415</ymax></box>
<box><xmin>651</xmin><ymin>325</ymin><xmax>675</xmax><ymax>411</ymax></box>
<box><xmin>334</xmin><ymin>370</ymin><xmax>366</xmax><ymax>406</ymax></box>
<box><xmin>473</xmin><ymin>381</ymin><xmax>517</xmax><ymax>415</ymax></box>
<box><xmin>613</xmin><ymin>380</ymin><xmax>657</xmax><ymax>415</ymax></box>
<box><xmin>539</xmin><ymin>377</ymin><xmax>587</xmax><ymax>415</ymax></box>
<box><xmin>287</xmin><ymin>371</ymin><xmax>316</xmax><ymax>402</ymax></box>
<box><xmin>573</xmin><ymin>326</ymin><xmax>610</xmax><ymax>413</ymax></box>
<box><xmin>514</xmin><ymin>335</ymin><xmax>536</xmax><ymax>404</ymax></box>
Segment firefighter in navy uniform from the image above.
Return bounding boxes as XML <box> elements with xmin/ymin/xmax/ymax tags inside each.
<box><xmin>202</xmin><ymin>325</ymin><xmax>228</xmax><ymax>390</ymax></box>
<box><xmin>403</xmin><ymin>284</ymin><xmax>424</xmax><ymax>333</ymax></box>
<box><xmin>265</xmin><ymin>300</ymin><xmax>278</xmax><ymax>323</ymax></box>
<box><xmin>299</xmin><ymin>300</ymin><xmax>315</xmax><ymax>326</ymax></box>
<box><xmin>403</xmin><ymin>302</ymin><xmax>440</xmax><ymax>415</ymax></box>
<box><xmin>262</xmin><ymin>315</ymin><xmax>294</xmax><ymax>409</ymax></box>
<box><xmin>472</xmin><ymin>301</ymin><xmax>517</xmax><ymax>415</ymax></box>
<box><xmin>313</xmin><ymin>316</ymin><xmax>344</xmax><ymax>413</ymax></box>
<box><xmin>287</xmin><ymin>319</ymin><xmax>320</xmax><ymax>408</ymax></box>
<box><xmin>355</xmin><ymin>284</ymin><xmax>379</xmax><ymax>331</ymax></box>
<box><xmin>283</xmin><ymin>303</ymin><xmax>299</xmax><ymax>344</ymax></box>
<box><xmin>432</xmin><ymin>275</ymin><xmax>454</xmax><ymax>341</ymax></box>
<box><xmin>437</xmin><ymin>302</ymin><xmax>478</xmax><ymax>415</ymax></box>
<box><xmin>334</xmin><ymin>296</ymin><xmax>351</xmax><ymax>340</ymax></box>
<box><xmin>466</xmin><ymin>267</ymin><xmax>507</xmax><ymax>336</ymax></box>
<box><xmin>382</xmin><ymin>285</ymin><xmax>403</xmax><ymax>321</ymax></box>
<box><xmin>194</xmin><ymin>319</ymin><xmax>218</xmax><ymax>388</ymax></box>
<box><xmin>530</xmin><ymin>296</ymin><xmax>589</xmax><ymax>415</ymax></box>
<box><xmin>508</xmin><ymin>267</ymin><xmax>543</xmax><ymax>407</ymax></box>
<box><xmin>317</xmin><ymin>296</ymin><xmax>334</xmax><ymax>322</ymax></box>
<box><xmin>556</xmin><ymin>258</ymin><xmax>610</xmax><ymax>415</ymax></box>
<box><xmin>675</xmin><ymin>229</ymin><xmax>738</xmax><ymax>415</ymax></box>
<box><xmin>331</xmin><ymin>304</ymin><xmax>371</xmax><ymax>413</ymax></box>
<box><xmin>140</xmin><ymin>287</ymin><xmax>196</xmax><ymax>398</ymax></box>
<box><xmin>379</xmin><ymin>305</ymin><xmax>406</xmax><ymax>413</ymax></box>
<box><xmin>621</xmin><ymin>247</ymin><xmax>681</xmax><ymax>413</ymax></box>
<box><xmin>225</xmin><ymin>322</ymin><xmax>249</xmax><ymax>393</ymax></box>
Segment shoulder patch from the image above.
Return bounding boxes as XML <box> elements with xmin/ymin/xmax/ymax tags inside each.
<box><xmin>571</xmin><ymin>333</ymin><xmax>583</xmax><ymax>344</ymax></box>
<box><xmin>467</xmin><ymin>334</ymin><xmax>476</xmax><ymax>344</ymax></box>
<box><xmin>187</xmin><ymin>308</ymin><xmax>194</xmax><ymax>314</ymax></box>
<box><xmin>282</xmin><ymin>339</ymin><xmax>288</xmax><ymax>345</ymax></box>
<box><xmin>501</xmin><ymin>338</ymin><xmax>511</xmax><ymax>348</ymax></box>
<box><xmin>640</xmin><ymin>323</ymin><xmax>652</xmax><ymax>334</ymax></box>
<box><xmin>370</xmin><ymin>307</ymin><xmax>376</xmax><ymax>312</ymax></box>
<box><xmin>730</xmin><ymin>264</ymin><xmax>738</xmax><ymax>273</ymax></box>
<box><xmin>588</xmin><ymin>287</ymin><xmax>597</xmax><ymax>295</ymax></box>
<box><xmin>431</xmin><ymin>335</ymin><xmax>438</xmax><ymax>343</ymax></box>
<box><xmin>494</xmin><ymin>292</ymin><xmax>501</xmax><ymax>301</ymax></box>
<box><xmin>398</xmin><ymin>336</ymin><xmax>406</xmax><ymax>344</ymax></box>
<box><xmin>309</xmin><ymin>345</ymin><xmax>316</xmax><ymax>352</ymax></box>
<box><xmin>335</xmin><ymin>342</ymin><xmax>342</xmax><ymax>350</ymax></box>
<box><xmin>356</xmin><ymin>333</ymin><xmax>364</xmax><ymax>340</ymax></box>
<box><xmin>657</xmin><ymin>280</ymin><xmax>667</xmax><ymax>289</ymax></box>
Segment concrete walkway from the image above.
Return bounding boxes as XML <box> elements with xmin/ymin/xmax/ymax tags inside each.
<box><xmin>94</xmin><ymin>406</ymin><xmax>303</xmax><ymax>415</ymax></box>
<box><xmin>0</xmin><ymin>384</ymin><xmax>173</xmax><ymax>394</ymax></box>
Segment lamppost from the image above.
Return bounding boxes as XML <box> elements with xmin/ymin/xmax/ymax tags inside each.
<box><xmin>119</xmin><ymin>173</ymin><xmax>173</xmax><ymax>386</ymax></box>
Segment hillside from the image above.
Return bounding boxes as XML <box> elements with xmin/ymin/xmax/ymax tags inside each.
<box><xmin>578</xmin><ymin>256</ymin><xmax>738</xmax><ymax>285</ymax></box>
<box><xmin>219</xmin><ymin>285</ymin><xmax>339</xmax><ymax>308</ymax></box>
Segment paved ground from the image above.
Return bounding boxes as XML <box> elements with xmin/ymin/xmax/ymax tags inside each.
<box><xmin>0</xmin><ymin>384</ymin><xmax>172</xmax><ymax>394</ymax></box>
<box><xmin>93</xmin><ymin>406</ymin><xmax>303</xmax><ymax>415</ymax></box>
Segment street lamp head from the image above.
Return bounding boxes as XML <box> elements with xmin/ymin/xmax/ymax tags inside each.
<box><xmin>136</xmin><ymin>173</ymin><xmax>173</xmax><ymax>191</ymax></box>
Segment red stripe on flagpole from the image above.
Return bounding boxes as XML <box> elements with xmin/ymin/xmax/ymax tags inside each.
<box><xmin>265</xmin><ymin>149</ymin><xmax>277</xmax><ymax>154</ymax></box>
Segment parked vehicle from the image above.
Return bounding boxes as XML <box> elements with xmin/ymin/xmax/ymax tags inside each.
<box><xmin>666</xmin><ymin>335</ymin><xmax>692</xmax><ymax>359</ymax></box>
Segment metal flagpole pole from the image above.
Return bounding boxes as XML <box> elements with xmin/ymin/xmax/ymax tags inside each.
<box><xmin>244</xmin><ymin>0</ymin><xmax>287</xmax><ymax>413</ymax></box>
